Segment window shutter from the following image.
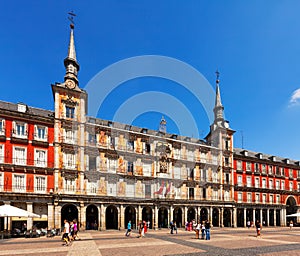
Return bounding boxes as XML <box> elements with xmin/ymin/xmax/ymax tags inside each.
<box><xmin>12</xmin><ymin>121</ymin><xmax>16</xmax><ymax>134</ymax></box>
<box><xmin>34</xmin><ymin>125</ymin><xmax>37</xmax><ymax>140</ymax></box>
<box><xmin>45</xmin><ymin>127</ymin><xmax>48</xmax><ymax>140</ymax></box>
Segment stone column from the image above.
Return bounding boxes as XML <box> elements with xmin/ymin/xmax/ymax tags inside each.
<box><xmin>210</xmin><ymin>207</ymin><xmax>213</xmax><ymax>223</ymax></box>
<box><xmin>97</xmin><ymin>205</ymin><xmax>101</xmax><ymax>231</ymax></box>
<box><xmin>120</xmin><ymin>204</ymin><xmax>125</xmax><ymax>229</ymax></box>
<box><xmin>198</xmin><ymin>207</ymin><xmax>201</xmax><ymax>221</ymax></box>
<box><xmin>253</xmin><ymin>209</ymin><xmax>256</xmax><ymax>223</ymax></box>
<box><xmin>54</xmin><ymin>203</ymin><xmax>61</xmax><ymax>229</ymax></box>
<box><xmin>154</xmin><ymin>205</ymin><xmax>158</xmax><ymax>230</ymax></box>
<box><xmin>47</xmin><ymin>203</ymin><xmax>54</xmax><ymax>229</ymax></box>
<box><xmin>244</xmin><ymin>208</ymin><xmax>247</xmax><ymax>227</ymax></box>
<box><xmin>4</xmin><ymin>202</ymin><xmax>10</xmax><ymax>230</ymax></box>
<box><xmin>267</xmin><ymin>209</ymin><xmax>270</xmax><ymax>227</ymax></box>
<box><xmin>282</xmin><ymin>208</ymin><xmax>286</xmax><ymax>226</ymax></box>
<box><xmin>100</xmin><ymin>204</ymin><xmax>105</xmax><ymax>230</ymax></box>
<box><xmin>233</xmin><ymin>207</ymin><xmax>237</xmax><ymax>228</ymax></box>
<box><xmin>138</xmin><ymin>205</ymin><xmax>142</xmax><ymax>223</ymax></box>
<box><xmin>26</xmin><ymin>202</ymin><xmax>33</xmax><ymax>230</ymax></box>
<box><xmin>184</xmin><ymin>206</ymin><xmax>188</xmax><ymax>223</ymax></box>
<box><xmin>170</xmin><ymin>205</ymin><xmax>173</xmax><ymax>223</ymax></box>
<box><xmin>220</xmin><ymin>208</ymin><xmax>223</xmax><ymax>227</ymax></box>
<box><xmin>79</xmin><ymin>203</ymin><xmax>86</xmax><ymax>230</ymax></box>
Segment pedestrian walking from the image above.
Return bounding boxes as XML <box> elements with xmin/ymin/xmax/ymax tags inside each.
<box><xmin>62</xmin><ymin>219</ymin><xmax>70</xmax><ymax>246</ymax></box>
<box><xmin>125</xmin><ymin>220</ymin><xmax>131</xmax><ymax>237</ymax></box>
<box><xmin>255</xmin><ymin>220</ymin><xmax>262</xmax><ymax>238</ymax></box>
<box><xmin>201</xmin><ymin>221</ymin><xmax>206</xmax><ymax>239</ymax></box>
<box><xmin>205</xmin><ymin>220</ymin><xmax>211</xmax><ymax>240</ymax></box>
<box><xmin>195</xmin><ymin>221</ymin><xmax>200</xmax><ymax>239</ymax></box>
<box><xmin>289</xmin><ymin>220</ymin><xmax>293</xmax><ymax>230</ymax></box>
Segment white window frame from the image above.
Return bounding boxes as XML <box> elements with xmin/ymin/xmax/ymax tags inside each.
<box><xmin>64</xmin><ymin>179</ymin><xmax>76</xmax><ymax>193</ymax></box>
<box><xmin>276</xmin><ymin>180</ymin><xmax>280</xmax><ymax>190</ymax></box>
<box><xmin>34</xmin><ymin>125</ymin><xmax>48</xmax><ymax>141</ymax></box>
<box><xmin>63</xmin><ymin>152</ymin><xmax>76</xmax><ymax>169</ymax></box>
<box><xmin>237</xmin><ymin>175</ymin><xmax>242</xmax><ymax>186</ymax></box>
<box><xmin>0</xmin><ymin>144</ymin><xmax>4</xmax><ymax>163</ymax></box>
<box><xmin>247</xmin><ymin>192</ymin><xmax>252</xmax><ymax>203</ymax></box>
<box><xmin>12</xmin><ymin>121</ymin><xmax>28</xmax><ymax>138</ymax></box>
<box><xmin>0</xmin><ymin>172</ymin><xmax>3</xmax><ymax>191</ymax></box>
<box><xmin>13</xmin><ymin>174</ymin><xmax>26</xmax><ymax>192</ymax></box>
<box><xmin>13</xmin><ymin>146</ymin><xmax>27</xmax><ymax>165</ymax></box>
<box><xmin>246</xmin><ymin>176</ymin><xmax>251</xmax><ymax>187</ymax></box>
<box><xmin>64</xmin><ymin>129</ymin><xmax>77</xmax><ymax>144</ymax></box>
<box><xmin>290</xmin><ymin>181</ymin><xmax>293</xmax><ymax>191</ymax></box>
<box><xmin>281</xmin><ymin>180</ymin><xmax>285</xmax><ymax>190</ymax></box>
<box><xmin>269</xmin><ymin>179</ymin><xmax>273</xmax><ymax>189</ymax></box>
<box><xmin>35</xmin><ymin>149</ymin><xmax>47</xmax><ymax>167</ymax></box>
<box><xmin>269</xmin><ymin>194</ymin><xmax>273</xmax><ymax>204</ymax></box>
<box><xmin>237</xmin><ymin>192</ymin><xmax>242</xmax><ymax>203</ymax></box>
<box><xmin>34</xmin><ymin>175</ymin><xmax>47</xmax><ymax>193</ymax></box>
<box><xmin>276</xmin><ymin>195</ymin><xmax>280</xmax><ymax>204</ymax></box>
<box><xmin>0</xmin><ymin>119</ymin><xmax>5</xmax><ymax>136</ymax></box>
<box><xmin>255</xmin><ymin>193</ymin><xmax>260</xmax><ymax>203</ymax></box>
<box><xmin>255</xmin><ymin>177</ymin><xmax>259</xmax><ymax>188</ymax></box>
<box><xmin>262</xmin><ymin>194</ymin><xmax>266</xmax><ymax>203</ymax></box>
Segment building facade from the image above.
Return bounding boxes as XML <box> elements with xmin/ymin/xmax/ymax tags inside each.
<box><xmin>0</xmin><ymin>23</ymin><xmax>299</xmax><ymax>231</ymax></box>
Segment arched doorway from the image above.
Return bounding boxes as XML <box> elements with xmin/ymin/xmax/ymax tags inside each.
<box><xmin>187</xmin><ymin>207</ymin><xmax>196</xmax><ymax>222</ymax></box>
<box><xmin>262</xmin><ymin>209</ymin><xmax>267</xmax><ymax>226</ymax></box>
<box><xmin>158</xmin><ymin>207</ymin><xmax>168</xmax><ymax>228</ymax></box>
<box><xmin>142</xmin><ymin>206</ymin><xmax>153</xmax><ymax>229</ymax></box>
<box><xmin>269</xmin><ymin>209</ymin><xmax>274</xmax><ymax>226</ymax></box>
<box><xmin>212</xmin><ymin>208</ymin><xmax>219</xmax><ymax>227</ymax></box>
<box><xmin>86</xmin><ymin>204</ymin><xmax>98</xmax><ymax>230</ymax></box>
<box><xmin>61</xmin><ymin>204</ymin><xmax>78</xmax><ymax>227</ymax></box>
<box><xmin>237</xmin><ymin>208</ymin><xmax>244</xmax><ymax>227</ymax></box>
<box><xmin>125</xmin><ymin>206</ymin><xmax>136</xmax><ymax>229</ymax></box>
<box><xmin>106</xmin><ymin>205</ymin><xmax>118</xmax><ymax>230</ymax></box>
<box><xmin>223</xmin><ymin>208</ymin><xmax>231</xmax><ymax>227</ymax></box>
<box><xmin>173</xmin><ymin>207</ymin><xmax>183</xmax><ymax>228</ymax></box>
<box><xmin>286</xmin><ymin>196</ymin><xmax>297</xmax><ymax>226</ymax></box>
<box><xmin>276</xmin><ymin>209</ymin><xmax>281</xmax><ymax>226</ymax></box>
<box><xmin>200</xmin><ymin>208</ymin><xmax>208</xmax><ymax>222</ymax></box>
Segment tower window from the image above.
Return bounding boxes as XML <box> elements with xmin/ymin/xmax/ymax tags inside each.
<box><xmin>66</xmin><ymin>106</ymin><xmax>75</xmax><ymax>119</ymax></box>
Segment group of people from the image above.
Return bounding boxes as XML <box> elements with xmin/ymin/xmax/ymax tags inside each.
<box><xmin>62</xmin><ymin>219</ymin><xmax>80</xmax><ymax>246</ymax></box>
<box><xmin>125</xmin><ymin>220</ymin><xmax>150</xmax><ymax>238</ymax></box>
<box><xmin>169</xmin><ymin>220</ymin><xmax>178</xmax><ymax>234</ymax></box>
<box><xmin>191</xmin><ymin>220</ymin><xmax>211</xmax><ymax>240</ymax></box>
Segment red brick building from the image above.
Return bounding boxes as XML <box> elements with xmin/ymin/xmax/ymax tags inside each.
<box><xmin>0</xmin><ymin>101</ymin><xmax>54</xmax><ymax>230</ymax></box>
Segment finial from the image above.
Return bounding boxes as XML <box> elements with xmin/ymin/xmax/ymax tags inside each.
<box><xmin>215</xmin><ymin>70</ymin><xmax>220</xmax><ymax>84</ymax></box>
<box><xmin>68</xmin><ymin>11</ymin><xmax>76</xmax><ymax>29</ymax></box>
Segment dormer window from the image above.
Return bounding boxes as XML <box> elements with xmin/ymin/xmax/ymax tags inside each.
<box><xmin>65</xmin><ymin>106</ymin><xmax>75</xmax><ymax>119</ymax></box>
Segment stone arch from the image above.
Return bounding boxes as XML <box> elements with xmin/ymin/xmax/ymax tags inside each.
<box><xmin>106</xmin><ymin>205</ymin><xmax>118</xmax><ymax>230</ymax></box>
<box><xmin>173</xmin><ymin>207</ymin><xmax>183</xmax><ymax>228</ymax></box>
<box><xmin>223</xmin><ymin>208</ymin><xmax>231</xmax><ymax>227</ymax></box>
<box><xmin>286</xmin><ymin>196</ymin><xmax>297</xmax><ymax>225</ymax></box>
<box><xmin>212</xmin><ymin>207</ymin><xmax>219</xmax><ymax>227</ymax></box>
<box><xmin>61</xmin><ymin>204</ymin><xmax>78</xmax><ymax>227</ymax></box>
<box><xmin>200</xmin><ymin>208</ymin><xmax>208</xmax><ymax>222</ymax></box>
<box><xmin>86</xmin><ymin>204</ymin><xmax>99</xmax><ymax>230</ymax></box>
<box><xmin>187</xmin><ymin>207</ymin><xmax>196</xmax><ymax>222</ymax></box>
<box><xmin>125</xmin><ymin>206</ymin><xmax>136</xmax><ymax>229</ymax></box>
<box><xmin>142</xmin><ymin>206</ymin><xmax>153</xmax><ymax>229</ymax></box>
<box><xmin>158</xmin><ymin>207</ymin><xmax>168</xmax><ymax>228</ymax></box>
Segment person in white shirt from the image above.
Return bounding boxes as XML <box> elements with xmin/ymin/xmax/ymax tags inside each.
<box><xmin>62</xmin><ymin>219</ymin><xmax>70</xmax><ymax>246</ymax></box>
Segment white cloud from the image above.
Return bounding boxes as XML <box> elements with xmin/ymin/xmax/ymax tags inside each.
<box><xmin>289</xmin><ymin>88</ymin><xmax>300</xmax><ymax>106</ymax></box>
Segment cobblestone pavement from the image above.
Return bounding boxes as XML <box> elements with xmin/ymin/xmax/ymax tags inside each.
<box><xmin>1</xmin><ymin>227</ymin><xmax>300</xmax><ymax>256</ymax></box>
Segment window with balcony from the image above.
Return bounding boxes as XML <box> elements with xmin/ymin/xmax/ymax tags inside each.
<box><xmin>88</xmin><ymin>182</ymin><xmax>97</xmax><ymax>194</ymax></box>
<box><xmin>65</xmin><ymin>129</ymin><xmax>76</xmax><ymax>144</ymax></box>
<box><xmin>0</xmin><ymin>119</ymin><xmax>5</xmax><ymax>136</ymax></box>
<box><xmin>269</xmin><ymin>179</ymin><xmax>273</xmax><ymax>189</ymax></box>
<box><xmin>276</xmin><ymin>195</ymin><xmax>280</xmax><ymax>204</ymax></box>
<box><xmin>12</xmin><ymin>121</ymin><xmax>28</xmax><ymax>138</ymax></box>
<box><xmin>88</xmin><ymin>133</ymin><xmax>97</xmax><ymax>145</ymax></box>
<box><xmin>0</xmin><ymin>144</ymin><xmax>4</xmax><ymax>163</ymax></box>
<box><xmin>189</xmin><ymin>187</ymin><xmax>195</xmax><ymax>200</ymax></box>
<box><xmin>63</xmin><ymin>153</ymin><xmax>76</xmax><ymax>169</ymax></box>
<box><xmin>127</xmin><ymin>140</ymin><xmax>134</xmax><ymax>151</ymax></box>
<box><xmin>290</xmin><ymin>181</ymin><xmax>293</xmax><ymax>191</ymax></box>
<box><xmin>127</xmin><ymin>162</ymin><xmax>133</xmax><ymax>174</ymax></box>
<box><xmin>255</xmin><ymin>163</ymin><xmax>260</xmax><ymax>172</ymax></box>
<box><xmin>262</xmin><ymin>164</ymin><xmax>266</xmax><ymax>174</ymax></box>
<box><xmin>289</xmin><ymin>169</ymin><xmax>293</xmax><ymax>178</ymax></box>
<box><xmin>13</xmin><ymin>147</ymin><xmax>26</xmax><ymax>165</ymax></box>
<box><xmin>269</xmin><ymin>165</ymin><xmax>273</xmax><ymax>175</ymax></box>
<box><xmin>237</xmin><ymin>160</ymin><xmax>242</xmax><ymax>170</ymax></box>
<box><xmin>276</xmin><ymin>180</ymin><xmax>280</xmax><ymax>190</ymax></box>
<box><xmin>212</xmin><ymin>189</ymin><xmax>218</xmax><ymax>200</ymax></box>
<box><xmin>224</xmin><ymin>190</ymin><xmax>229</xmax><ymax>201</ymax></box>
<box><xmin>247</xmin><ymin>193</ymin><xmax>252</xmax><ymax>203</ymax></box>
<box><xmin>246</xmin><ymin>162</ymin><xmax>251</xmax><ymax>171</ymax></box>
<box><xmin>238</xmin><ymin>192</ymin><xmax>242</xmax><ymax>202</ymax></box>
<box><xmin>34</xmin><ymin>125</ymin><xmax>48</xmax><ymax>141</ymax></box>
<box><xmin>281</xmin><ymin>180</ymin><xmax>285</xmax><ymax>190</ymax></box>
<box><xmin>247</xmin><ymin>176</ymin><xmax>251</xmax><ymax>187</ymax></box>
<box><xmin>262</xmin><ymin>178</ymin><xmax>266</xmax><ymax>188</ymax></box>
<box><xmin>35</xmin><ymin>176</ymin><xmax>46</xmax><ymax>193</ymax></box>
<box><xmin>0</xmin><ymin>172</ymin><xmax>3</xmax><ymax>191</ymax></box>
<box><xmin>35</xmin><ymin>149</ymin><xmax>47</xmax><ymax>167</ymax></box>
<box><xmin>262</xmin><ymin>194</ymin><xmax>266</xmax><ymax>203</ymax></box>
<box><xmin>255</xmin><ymin>193</ymin><xmax>260</xmax><ymax>203</ymax></box>
<box><xmin>280</xmin><ymin>167</ymin><xmax>284</xmax><ymax>176</ymax></box>
<box><xmin>212</xmin><ymin>169</ymin><xmax>218</xmax><ymax>182</ymax></box>
<box><xmin>65</xmin><ymin>179</ymin><xmax>76</xmax><ymax>192</ymax></box>
<box><xmin>65</xmin><ymin>106</ymin><xmax>75</xmax><ymax>119</ymax></box>
<box><xmin>255</xmin><ymin>177</ymin><xmax>259</xmax><ymax>188</ymax></box>
<box><xmin>269</xmin><ymin>194</ymin><xmax>273</xmax><ymax>204</ymax></box>
<box><xmin>13</xmin><ymin>174</ymin><xmax>26</xmax><ymax>192</ymax></box>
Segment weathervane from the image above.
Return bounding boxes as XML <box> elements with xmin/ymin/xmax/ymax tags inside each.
<box><xmin>215</xmin><ymin>70</ymin><xmax>220</xmax><ymax>84</ymax></box>
<box><xmin>68</xmin><ymin>11</ymin><xmax>76</xmax><ymax>29</ymax></box>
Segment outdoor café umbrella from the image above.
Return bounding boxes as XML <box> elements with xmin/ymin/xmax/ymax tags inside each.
<box><xmin>0</xmin><ymin>205</ymin><xmax>40</xmax><ymax>231</ymax></box>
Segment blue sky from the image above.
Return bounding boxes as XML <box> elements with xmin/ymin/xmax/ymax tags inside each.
<box><xmin>1</xmin><ymin>1</ymin><xmax>300</xmax><ymax>160</ymax></box>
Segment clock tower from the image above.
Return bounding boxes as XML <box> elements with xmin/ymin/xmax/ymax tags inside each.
<box><xmin>51</xmin><ymin>22</ymin><xmax>87</xmax><ymax>201</ymax></box>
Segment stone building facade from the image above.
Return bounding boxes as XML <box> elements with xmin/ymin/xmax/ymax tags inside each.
<box><xmin>0</xmin><ymin>23</ymin><xmax>299</xmax><ymax>231</ymax></box>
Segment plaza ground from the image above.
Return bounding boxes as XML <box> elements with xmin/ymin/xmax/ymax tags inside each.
<box><xmin>1</xmin><ymin>227</ymin><xmax>300</xmax><ymax>256</ymax></box>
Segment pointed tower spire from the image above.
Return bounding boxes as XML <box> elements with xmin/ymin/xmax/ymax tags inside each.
<box><xmin>213</xmin><ymin>70</ymin><xmax>224</xmax><ymax>122</ymax></box>
<box><xmin>159</xmin><ymin>116</ymin><xmax>167</xmax><ymax>133</ymax></box>
<box><xmin>64</xmin><ymin>14</ymin><xmax>80</xmax><ymax>89</ymax></box>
